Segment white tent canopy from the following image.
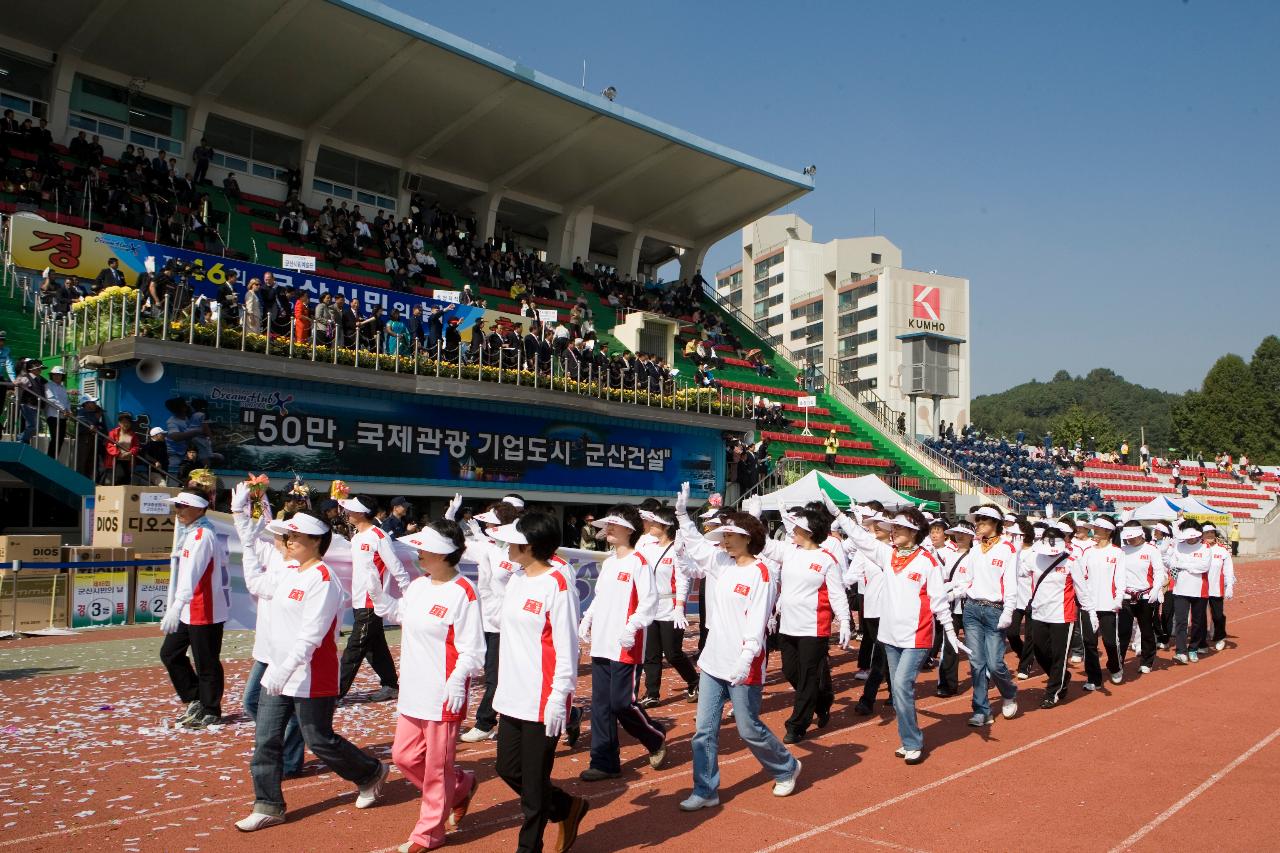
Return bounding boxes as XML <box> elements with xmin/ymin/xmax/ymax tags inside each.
<box><xmin>1130</xmin><ymin>495</ymin><xmax>1229</xmax><ymax>522</ymax></box>
<box><xmin>757</xmin><ymin>471</ymin><xmax>925</xmax><ymax>512</ymax></box>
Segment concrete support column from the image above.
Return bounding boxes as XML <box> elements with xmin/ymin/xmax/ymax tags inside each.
<box><xmin>48</xmin><ymin>53</ymin><xmax>80</xmax><ymax>144</ymax></box>
<box><xmin>679</xmin><ymin>242</ymin><xmax>712</xmax><ymax>286</ymax></box>
<box><xmin>185</xmin><ymin>98</ymin><xmax>212</xmax><ymax>169</ymax></box>
<box><xmin>616</xmin><ymin>230</ymin><xmax>646</xmax><ymax>280</ymax></box>
<box><xmin>545</xmin><ymin>205</ymin><xmax>593</xmax><ymax>269</ymax></box>
<box><xmin>299</xmin><ymin>133</ymin><xmax>323</xmax><ymax>210</ymax></box>
<box><xmin>470</xmin><ymin>190</ymin><xmax>504</xmax><ymax>243</ymax></box>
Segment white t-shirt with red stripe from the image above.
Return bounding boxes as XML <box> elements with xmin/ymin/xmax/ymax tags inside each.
<box><xmin>263</xmin><ymin>561</ymin><xmax>344</xmax><ymax>698</ymax></box>
<box><xmin>1082</xmin><ymin>544</ymin><xmax>1124</xmax><ymax>612</ymax></box>
<box><xmin>1170</xmin><ymin>541</ymin><xmax>1213</xmax><ymax>598</ymax></box>
<box><xmin>470</xmin><ymin>538</ymin><xmax>518</xmax><ymax>633</ymax></box>
<box><xmin>1208</xmin><ymin>544</ymin><xmax>1235</xmax><ymax>597</ymax></box>
<box><xmin>1028</xmin><ymin>550</ymin><xmax>1093</xmax><ymax>623</ymax></box>
<box><xmin>952</xmin><ymin>538</ymin><xmax>1018</xmax><ymax>616</ymax></box>
<box><xmin>1119</xmin><ymin>543</ymin><xmax>1166</xmax><ymax>595</ymax></box>
<box><xmin>640</xmin><ymin>539</ymin><xmax>688</xmax><ymax>622</ymax></box>
<box><xmin>678</xmin><ymin>524</ymin><xmax>774</xmax><ymax>686</ymax></box>
<box><xmin>761</xmin><ymin>540</ymin><xmax>849</xmax><ymax>637</ymax></box>
<box><xmin>493</xmin><ymin>566</ymin><xmax>579</xmax><ymax>723</ymax></box>
<box><xmin>171</xmin><ymin>520</ymin><xmax>230</xmax><ymax>626</ymax></box>
<box><xmin>376</xmin><ymin>574</ymin><xmax>484</xmax><ymax>723</ymax></box>
<box><xmin>838</xmin><ymin>517</ymin><xmax>949</xmax><ymax>649</ymax></box>
<box><xmin>350</xmin><ymin>524</ymin><xmax>414</xmax><ymax>610</ymax></box>
<box><xmin>585</xmin><ymin>548</ymin><xmax>657</xmax><ymax>664</ymax></box>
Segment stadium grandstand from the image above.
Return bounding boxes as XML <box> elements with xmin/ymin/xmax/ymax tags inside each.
<box><xmin>0</xmin><ymin>0</ymin><xmax>1019</xmax><ymax>545</ymax></box>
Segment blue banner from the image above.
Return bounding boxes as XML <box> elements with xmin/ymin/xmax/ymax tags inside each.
<box><xmin>115</xmin><ymin>363</ymin><xmax>722</xmax><ymax>497</ymax></box>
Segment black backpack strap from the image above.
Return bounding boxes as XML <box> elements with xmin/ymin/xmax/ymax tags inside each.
<box><xmin>1026</xmin><ymin>552</ymin><xmax>1070</xmax><ymax>609</ymax></box>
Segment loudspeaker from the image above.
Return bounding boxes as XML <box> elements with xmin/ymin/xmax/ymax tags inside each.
<box><xmin>135</xmin><ymin>358</ymin><xmax>164</xmax><ymax>384</ymax></box>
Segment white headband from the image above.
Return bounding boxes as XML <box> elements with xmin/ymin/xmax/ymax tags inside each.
<box><xmin>502</xmin><ymin>496</ymin><xmax>525</xmax><ymax>509</ymax></box>
<box><xmin>168</xmin><ymin>491</ymin><xmax>209</xmax><ymax>509</ymax></box>
<box><xmin>967</xmin><ymin>506</ymin><xmax>1005</xmax><ymax>524</ymax></box>
<box><xmin>879</xmin><ymin>513</ymin><xmax>919</xmax><ymax>531</ymax></box>
<box><xmin>338</xmin><ymin>497</ymin><xmax>374</xmax><ymax>514</ymax></box>
<box><xmin>474</xmin><ymin>509</ymin><xmax>501</xmax><ymax>525</ymax></box>
<box><xmin>1088</xmin><ymin>518</ymin><xmax>1116</xmax><ymax>531</ymax></box>
<box><xmin>399</xmin><ymin>528</ymin><xmax>459</xmax><ymax>554</ymax></box>
<box><xmin>1120</xmin><ymin>526</ymin><xmax>1146</xmax><ymax>541</ymax></box>
<box><xmin>591</xmin><ymin>514</ymin><xmax>636</xmax><ymax>531</ymax></box>
<box><xmin>639</xmin><ymin>510</ymin><xmax>666</xmax><ymax>525</ymax></box>
<box><xmin>487</xmin><ymin>523</ymin><xmax>528</xmax><ymax>545</ymax></box>
<box><xmin>782</xmin><ymin>510</ymin><xmax>810</xmax><ymax>533</ymax></box>
<box><xmin>704</xmin><ymin>524</ymin><xmax>749</xmax><ymax>541</ymax></box>
<box><xmin>266</xmin><ymin>513</ymin><xmax>328</xmax><ymax>536</ymax></box>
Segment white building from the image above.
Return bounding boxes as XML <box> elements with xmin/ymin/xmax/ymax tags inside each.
<box><xmin>714</xmin><ymin>214</ymin><xmax>970</xmax><ymax>436</ymax></box>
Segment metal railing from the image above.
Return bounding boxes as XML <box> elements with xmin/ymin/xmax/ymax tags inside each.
<box><xmin>696</xmin><ymin>281</ymin><xmax>1015</xmax><ymax>508</ymax></box>
<box><xmin>29</xmin><ymin>284</ymin><xmax>751</xmax><ymax>420</ymax></box>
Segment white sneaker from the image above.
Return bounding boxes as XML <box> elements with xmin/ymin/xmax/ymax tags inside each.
<box><xmin>1110</xmin><ymin>671</ymin><xmax>1123</xmax><ymax>685</ymax></box>
<box><xmin>894</xmin><ymin>746</ymin><xmax>906</xmax><ymax>758</ymax></box>
<box><xmin>854</xmin><ymin>670</ymin><xmax>869</xmax><ymax>681</ymax></box>
<box><xmin>1214</xmin><ymin>640</ymin><xmax>1226</xmax><ymax>651</ymax></box>
<box><xmin>460</xmin><ymin>726</ymin><xmax>495</xmax><ymax>743</ymax></box>
<box><xmin>772</xmin><ymin>760</ymin><xmax>801</xmax><ymax>797</ymax></box>
<box><xmin>1070</xmin><ymin>655</ymin><xmax>1083</xmax><ymax>664</ymax></box>
<box><xmin>1157</xmin><ymin>642</ymin><xmax>1167</xmax><ymax>650</ymax></box>
<box><xmin>355</xmin><ymin>762</ymin><xmax>389</xmax><ymax>809</ymax></box>
<box><xmin>679</xmin><ymin>794</ymin><xmax>720</xmax><ymax>811</ymax></box>
<box><xmin>1015</xmin><ymin>671</ymin><xmax>1029</xmax><ymax>681</ymax></box>
<box><xmin>398</xmin><ymin>844</ymin><xmax>413</xmax><ymax>853</ymax></box>
<box><xmin>902</xmin><ymin>750</ymin><xmax>923</xmax><ymax>765</ymax></box>
<box><xmin>1082</xmin><ymin>682</ymin><xmax>1098</xmax><ymax>692</ymax></box>
<box><xmin>1173</xmin><ymin>653</ymin><xmax>1189</xmax><ymax>665</ymax></box>
<box><xmin>1001</xmin><ymin>699</ymin><xmax>1018</xmax><ymax>720</ymax></box>
<box><xmin>235</xmin><ymin>811</ymin><xmax>285</xmax><ymax>832</ymax></box>
<box><xmin>1139</xmin><ymin>665</ymin><xmax>1152</xmax><ymax>674</ymax></box>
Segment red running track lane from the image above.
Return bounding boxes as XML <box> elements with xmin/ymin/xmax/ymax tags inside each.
<box><xmin>0</xmin><ymin>559</ymin><xmax>1276</xmax><ymax>852</ymax></box>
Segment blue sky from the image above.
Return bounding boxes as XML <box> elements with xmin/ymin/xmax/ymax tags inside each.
<box><xmin>390</xmin><ymin>0</ymin><xmax>1279</xmax><ymax>395</ymax></box>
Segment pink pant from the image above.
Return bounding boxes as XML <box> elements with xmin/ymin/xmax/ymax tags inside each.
<box><xmin>392</xmin><ymin>714</ymin><xmax>473</xmax><ymax>848</ymax></box>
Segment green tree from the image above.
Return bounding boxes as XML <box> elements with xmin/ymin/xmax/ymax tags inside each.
<box><xmin>1171</xmin><ymin>354</ymin><xmax>1270</xmax><ymax>460</ymax></box>
<box><xmin>1049</xmin><ymin>405</ymin><xmax>1120</xmax><ymax>452</ymax></box>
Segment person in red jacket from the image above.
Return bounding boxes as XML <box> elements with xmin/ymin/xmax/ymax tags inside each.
<box><xmin>104</xmin><ymin>411</ymin><xmax>141</xmax><ymax>485</ymax></box>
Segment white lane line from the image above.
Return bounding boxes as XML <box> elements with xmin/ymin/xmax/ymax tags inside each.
<box><xmin>752</xmin><ymin>638</ymin><xmax>1280</xmax><ymax>852</ymax></box>
<box><xmin>1107</xmin><ymin>724</ymin><xmax>1280</xmax><ymax>852</ymax></box>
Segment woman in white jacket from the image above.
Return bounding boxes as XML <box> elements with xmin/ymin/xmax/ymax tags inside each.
<box><xmin>1167</xmin><ymin>520</ymin><xmax>1213</xmax><ymax>664</ymax></box>
<box><xmin>366</xmin><ymin>520</ymin><xmax>485</xmax><ymax>853</ymax></box>
<box><xmin>831</xmin><ymin>500</ymin><xmax>963</xmax><ymax>764</ymax></box>
<box><xmin>1116</xmin><ymin>522</ymin><xmax>1166</xmax><ymax>675</ymax></box>
<box><xmin>230</xmin><ymin>482</ymin><xmax>304</xmax><ymax>777</ymax></box>
<box><xmin>675</xmin><ymin>484</ymin><xmax>800</xmax><ymax>811</ymax></box>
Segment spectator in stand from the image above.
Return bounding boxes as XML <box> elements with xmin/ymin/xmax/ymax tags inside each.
<box><xmin>138</xmin><ymin>426</ymin><xmax>170</xmax><ymax>485</ymax></box>
<box><xmin>293</xmin><ymin>293</ymin><xmax>312</xmax><ymax>345</ymax></box>
<box><xmin>382</xmin><ymin>497</ymin><xmax>413</xmax><ymax>538</ymax></box>
<box><xmin>824</xmin><ymin>430</ymin><xmax>840</xmax><ymax>470</ymax></box>
<box><xmin>14</xmin><ymin>359</ymin><xmax>45</xmax><ymax>445</ymax></box>
<box><xmin>95</xmin><ymin>257</ymin><xmax>128</xmax><ymax>290</ymax></box>
<box><xmin>43</xmin><ymin>366</ymin><xmax>71</xmax><ymax>458</ymax></box>
<box><xmin>74</xmin><ymin>396</ymin><xmax>106</xmax><ymax>480</ymax></box>
<box><xmin>105</xmin><ymin>411</ymin><xmax>141</xmax><ymax>485</ymax></box>
<box><xmin>244</xmin><ymin>279</ymin><xmax>265</xmax><ymax>335</ymax></box>
<box><xmin>192</xmin><ymin>138</ymin><xmax>213</xmax><ymax>184</ymax></box>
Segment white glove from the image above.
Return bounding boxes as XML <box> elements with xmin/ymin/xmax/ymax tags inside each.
<box><xmin>577</xmin><ymin>611</ymin><xmax>594</xmax><ymax>643</ymax></box>
<box><xmin>160</xmin><ymin>607</ymin><xmax>182</xmax><ymax>634</ymax></box>
<box><xmin>675</xmin><ymin>481</ymin><xmax>690</xmax><ymax>517</ymax></box>
<box><xmin>997</xmin><ymin>610</ymin><xmax>1013</xmax><ymax>631</ymax></box>
<box><xmin>617</xmin><ymin>623</ymin><xmax>637</xmax><ymax>650</ymax></box>
<box><xmin>838</xmin><ymin>620</ymin><xmax>852</xmax><ymax>649</ymax></box>
<box><xmin>767</xmin><ymin>612</ymin><xmax>779</xmax><ymax>635</ymax></box>
<box><xmin>466</xmin><ymin>519</ymin><xmax>484</xmax><ymax>540</ymax></box>
<box><xmin>820</xmin><ymin>490</ymin><xmax>840</xmax><ymax>518</ymax></box>
<box><xmin>543</xmin><ymin>693</ymin><xmax>568</xmax><ymax>738</ymax></box>
<box><xmin>944</xmin><ymin>626</ymin><xmax>972</xmax><ymax>657</ymax></box>
<box><xmin>261</xmin><ymin>664</ymin><xmax>291</xmax><ymax>696</ymax></box>
<box><xmin>444</xmin><ymin>493</ymin><xmax>462</xmax><ymax>521</ymax></box>
<box><xmin>1147</xmin><ymin>587</ymin><xmax>1162</xmax><ymax>605</ymax></box>
<box><xmin>728</xmin><ymin>654</ymin><xmax>754</xmax><ymax>687</ymax></box>
<box><xmin>744</xmin><ymin>495</ymin><xmax>762</xmax><ymax>519</ymax></box>
<box><xmin>444</xmin><ymin>674</ymin><xmax>467</xmax><ymax>715</ymax></box>
<box><xmin>1089</xmin><ymin>612</ymin><xmax>1100</xmax><ymax>633</ymax></box>
<box><xmin>230</xmin><ymin>482</ymin><xmax>250</xmax><ymax>516</ymax></box>
<box><xmin>1225</xmin><ymin>586</ymin><xmax>1234</xmax><ymax>601</ymax></box>
<box><xmin>672</xmin><ymin>610</ymin><xmax>689</xmax><ymax>631</ymax></box>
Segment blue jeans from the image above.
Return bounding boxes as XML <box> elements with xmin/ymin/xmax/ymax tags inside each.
<box><xmin>690</xmin><ymin>670</ymin><xmax>796</xmax><ymax>799</ymax></box>
<box><xmin>962</xmin><ymin>600</ymin><xmax>1018</xmax><ymax>716</ymax></box>
<box><xmin>243</xmin><ymin>660</ymin><xmax>305</xmax><ymax>775</ymax></box>
<box><xmin>16</xmin><ymin>405</ymin><xmax>38</xmax><ymax>444</ymax></box>
<box><xmin>250</xmin><ymin>692</ymin><xmax>381</xmax><ymax>814</ymax></box>
<box><xmin>883</xmin><ymin>645</ymin><xmax>930</xmax><ymax>751</ymax></box>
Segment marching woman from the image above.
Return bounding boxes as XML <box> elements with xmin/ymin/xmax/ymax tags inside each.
<box><xmin>1151</xmin><ymin>522</ymin><xmax>1176</xmax><ymax>648</ymax></box>
<box><xmin>1201</xmin><ymin>523</ymin><xmax>1235</xmax><ymax>651</ymax></box>
<box><xmin>936</xmin><ymin>520</ymin><xmax>974</xmax><ymax>697</ymax></box>
<box><xmin>336</xmin><ymin>495</ymin><xmax>416</xmax><ymax>701</ymax></box>
<box><xmin>675</xmin><ymin>485</ymin><xmax>801</xmax><ymax>810</ymax></box>
<box><xmin>831</xmin><ymin>500</ymin><xmax>962</xmax><ymax>763</ymax></box>
<box><xmin>1062</xmin><ymin>516</ymin><xmax>1093</xmax><ymax>663</ymax></box>
<box><xmin>1004</xmin><ymin>517</ymin><xmax>1037</xmax><ymax>680</ymax></box>
<box><xmin>1026</xmin><ymin>523</ymin><xmax>1095</xmax><ymax>708</ymax></box>
<box><xmin>485</xmin><ymin>513</ymin><xmax>589</xmax><ymax>853</ymax></box>
<box><xmin>577</xmin><ymin>504</ymin><xmax>667</xmax><ymax>781</ymax></box>
<box><xmin>455</xmin><ymin>497</ymin><xmax>524</xmax><ymax>743</ymax></box>
<box><xmin>236</xmin><ymin>512</ymin><xmax>387</xmax><ymax>832</ymax></box>
<box><xmin>948</xmin><ymin>504</ymin><xmax>1019</xmax><ymax>725</ymax></box>
<box><xmin>755</xmin><ymin>502</ymin><xmax>851</xmax><ymax>743</ymax></box>
<box><xmin>847</xmin><ymin>503</ymin><xmax>895</xmax><ymax>714</ymax></box>
<box><xmin>1116</xmin><ymin>521</ymin><xmax>1165</xmax><ymax>675</ymax></box>
<box><xmin>637</xmin><ymin>507</ymin><xmax>701</xmax><ymax>706</ymax></box>
<box><xmin>1167</xmin><ymin>520</ymin><xmax>1212</xmax><ymax>664</ymax></box>
<box><xmin>1080</xmin><ymin>516</ymin><xmax>1124</xmax><ymax>689</ymax></box>
<box><xmin>230</xmin><ymin>482</ymin><xmax>304</xmax><ymax>776</ymax></box>
<box><xmin>364</xmin><ymin>521</ymin><xmax>484</xmax><ymax>853</ymax></box>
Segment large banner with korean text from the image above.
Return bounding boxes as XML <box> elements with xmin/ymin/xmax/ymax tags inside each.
<box><xmin>115</xmin><ymin>363</ymin><xmax>721</xmax><ymax>497</ymax></box>
<box><xmin>5</xmin><ymin>214</ymin><xmax>485</xmax><ymax>327</ymax></box>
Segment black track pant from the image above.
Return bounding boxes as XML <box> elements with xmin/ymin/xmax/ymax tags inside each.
<box><xmin>937</xmin><ymin>613</ymin><xmax>965</xmax><ymax>693</ymax></box>
<box><xmin>1119</xmin><ymin>598</ymin><xmax>1157</xmax><ymax>668</ymax></box>
<box><xmin>641</xmin><ymin>619</ymin><xmax>699</xmax><ymax>697</ymax></box>
<box><xmin>1080</xmin><ymin>609</ymin><xmax>1121</xmax><ymax>685</ymax></box>
<box><xmin>777</xmin><ymin>633</ymin><xmax>833</xmax><ymax>737</ymax></box>
<box><xmin>1030</xmin><ymin>619</ymin><xmax>1073</xmax><ymax>703</ymax></box>
<box><xmin>160</xmin><ymin>620</ymin><xmax>224</xmax><ymax>717</ymax></box>
<box><xmin>338</xmin><ymin>607</ymin><xmax>398</xmax><ymax>697</ymax></box>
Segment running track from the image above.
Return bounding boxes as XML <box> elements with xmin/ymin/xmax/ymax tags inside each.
<box><xmin>1</xmin><ymin>558</ymin><xmax>1277</xmax><ymax>852</ymax></box>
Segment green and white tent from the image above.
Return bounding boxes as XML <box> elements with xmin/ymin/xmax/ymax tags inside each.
<box><xmin>757</xmin><ymin>470</ymin><xmax>939</xmax><ymax>512</ymax></box>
